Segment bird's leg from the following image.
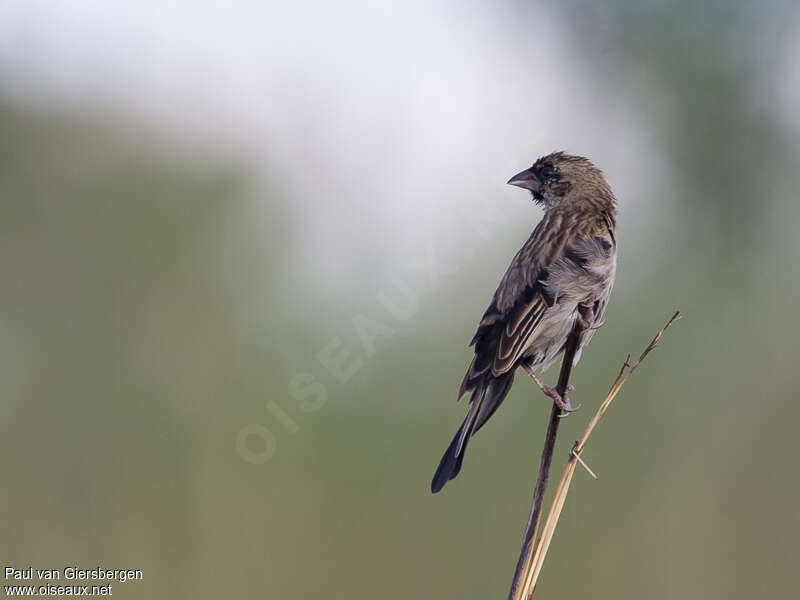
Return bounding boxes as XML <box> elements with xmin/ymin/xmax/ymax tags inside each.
<box><xmin>576</xmin><ymin>303</ymin><xmax>596</xmax><ymax>331</ymax></box>
<box><xmin>521</xmin><ymin>363</ymin><xmax>580</xmax><ymax>415</ymax></box>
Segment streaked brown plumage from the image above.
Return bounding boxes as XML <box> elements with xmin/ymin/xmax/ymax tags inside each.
<box><xmin>431</xmin><ymin>152</ymin><xmax>617</xmax><ymax>493</ymax></box>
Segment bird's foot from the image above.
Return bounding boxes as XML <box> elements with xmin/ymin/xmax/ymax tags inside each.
<box><xmin>553</xmin><ymin>389</ymin><xmax>581</xmax><ymax>417</ymax></box>
<box><xmin>522</xmin><ymin>364</ymin><xmax>581</xmax><ymax>416</ymax></box>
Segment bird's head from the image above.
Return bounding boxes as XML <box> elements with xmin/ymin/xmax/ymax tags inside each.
<box><xmin>507</xmin><ymin>152</ymin><xmax>611</xmax><ymax>209</ymax></box>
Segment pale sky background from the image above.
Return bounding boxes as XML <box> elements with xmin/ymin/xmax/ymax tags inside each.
<box><xmin>0</xmin><ymin>1</ymin><xmax>797</xmax><ymax>289</ymax></box>
<box><xmin>0</xmin><ymin>2</ymin><xmax>669</xmax><ymax>284</ymax></box>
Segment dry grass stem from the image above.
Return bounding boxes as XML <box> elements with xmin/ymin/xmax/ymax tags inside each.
<box><xmin>571</xmin><ymin>450</ymin><xmax>598</xmax><ymax>480</ymax></box>
<box><xmin>508</xmin><ymin>321</ymin><xmax>584</xmax><ymax>599</ymax></box>
<box><xmin>517</xmin><ymin>311</ymin><xmax>681</xmax><ymax>599</ymax></box>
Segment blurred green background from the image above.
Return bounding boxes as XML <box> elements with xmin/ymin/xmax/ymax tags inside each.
<box><xmin>2</xmin><ymin>2</ymin><xmax>799</xmax><ymax>598</ymax></box>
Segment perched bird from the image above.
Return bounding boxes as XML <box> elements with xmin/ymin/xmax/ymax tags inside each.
<box><xmin>431</xmin><ymin>152</ymin><xmax>617</xmax><ymax>493</ymax></box>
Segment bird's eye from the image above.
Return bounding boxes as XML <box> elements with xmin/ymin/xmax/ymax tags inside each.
<box><xmin>540</xmin><ymin>165</ymin><xmax>557</xmax><ymax>180</ymax></box>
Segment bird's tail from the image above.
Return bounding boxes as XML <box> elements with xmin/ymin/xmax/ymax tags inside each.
<box><xmin>430</xmin><ymin>372</ymin><xmax>515</xmax><ymax>493</ymax></box>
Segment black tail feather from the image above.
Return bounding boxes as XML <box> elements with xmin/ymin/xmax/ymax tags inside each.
<box><xmin>473</xmin><ymin>372</ymin><xmax>514</xmax><ymax>433</ymax></box>
<box><xmin>431</xmin><ymin>372</ymin><xmax>514</xmax><ymax>493</ymax></box>
<box><xmin>431</xmin><ymin>418</ymin><xmax>472</xmax><ymax>493</ymax></box>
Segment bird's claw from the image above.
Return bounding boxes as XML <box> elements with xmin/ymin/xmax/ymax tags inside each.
<box><xmin>522</xmin><ymin>364</ymin><xmax>580</xmax><ymax>416</ymax></box>
<box><xmin>557</xmin><ymin>400</ymin><xmax>582</xmax><ymax>418</ymax></box>
<box><xmin>544</xmin><ymin>387</ymin><xmax>580</xmax><ymax>417</ymax></box>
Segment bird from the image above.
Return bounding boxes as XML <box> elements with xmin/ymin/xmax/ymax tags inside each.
<box><xmin>431</xmin><ymin>152</ymin><xmax>617</xmax><ymax>494</ymax></box>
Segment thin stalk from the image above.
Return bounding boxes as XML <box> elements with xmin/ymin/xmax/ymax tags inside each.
<box><xmin>507</xmin><ymin>323</ymin><xmax>582</xmax><ymax>600</ymax></box>
<box><xmin>517</xmin><ymin>311</ymin><xmax>681</xmax><ymax>598</ymax></box>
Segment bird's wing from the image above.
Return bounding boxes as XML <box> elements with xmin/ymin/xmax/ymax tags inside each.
<box><xmin>459</xmin><ymin>209</ymin><xmax>591</xmax><ymax>397</ymax></box>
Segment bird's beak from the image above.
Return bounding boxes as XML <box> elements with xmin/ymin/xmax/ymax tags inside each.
<box><xmin>507</xmin><ymin>168</ymin><xmax>542</xmax><ymax>193</ymax></box>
